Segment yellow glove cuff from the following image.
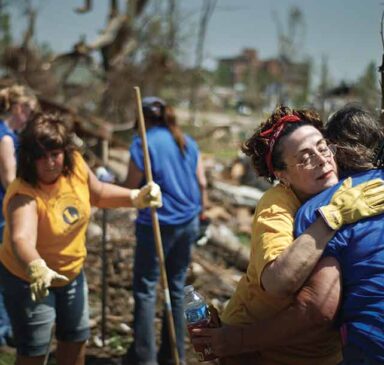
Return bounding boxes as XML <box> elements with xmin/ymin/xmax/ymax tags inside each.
<box><xmin>318</xmin><ymin>205</ymin><xmax>343</xmax><ymax>230</ymax></box>
<box><xmin>27</xmin><ymin>258</ymin><xmax>47</xmax><ymax>280</ymax></box>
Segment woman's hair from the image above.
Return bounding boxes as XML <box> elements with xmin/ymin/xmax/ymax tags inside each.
<box><xmin>241</xmin><ymin>105</ymin><xmax>323</xmax><ymax>182</ymax></box>
<box><xmin>325</xmin><ymin>104</ymin><xmax>384</xmax><ymax>173</ymax></box>
<box><xmin>0</xmin><ymin>85</ymin><xmax>38</xmax><ymax>115</ymax></box>
<box><xmin>17</xmin><ymin>113</ymin><xmax>76</xmax><ymax>186</ymax></box>
<box><xmin>141</xmin><ymin>96</ymin><xmax>186</xmax><ymax>154</ymax></box>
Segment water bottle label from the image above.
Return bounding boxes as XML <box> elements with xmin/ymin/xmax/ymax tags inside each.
<box><xmin>185</xmin><ymin>304</ymin><xmax>208</xmax><ymax>324</ymax></box>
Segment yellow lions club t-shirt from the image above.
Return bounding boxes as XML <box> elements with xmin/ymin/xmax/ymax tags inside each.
<box><xmin>221</xmin><ymin>184</ymin><xmax>341</xmax><ymax>365</ymax></box>
<box><xmin>0</xmin><ymin>151</ymin><xmax>91</xmax><ymax>284</ymax></box>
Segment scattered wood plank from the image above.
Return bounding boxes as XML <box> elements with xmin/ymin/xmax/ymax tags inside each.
<box><xmin>211</xmin><ymin>180</ymin><xmax>264</xmax><ymax>207</ymax></box>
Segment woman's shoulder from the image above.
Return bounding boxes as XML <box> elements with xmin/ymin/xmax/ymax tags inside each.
<box><xmin>0</xmin><ymin>120</ymin><xmax>14</xmax><ymax>139</ymax></box>
<box><xmin>72</xmin><ymin>150</ymin><xmax>84</xmax><ymax>163</ymax></box>
<box><xmin>5</xmin><ymin>178</ymin><xmax>35</xmax><ymax>199</ymax></box>
<box><xmin>257</xmin><ymin>184</ymin><xmax>300</xmax><ymax>214</ymax></box>
<box><xmin>71</xmin><ymin>150</ymin><xmax>89</xmax><ymax>180</ymax></box>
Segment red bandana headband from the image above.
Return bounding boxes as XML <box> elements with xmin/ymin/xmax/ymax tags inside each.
<box><xmin>260</xmin><ymin>115</ymin><xmax>302</xmax><ymax>177</ymax></box>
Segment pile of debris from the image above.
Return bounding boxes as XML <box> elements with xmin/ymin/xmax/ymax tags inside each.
<box><xmin>83</xmin><ymin>155</ymin><xmax>269</xmax><ymax>364</ymax></box>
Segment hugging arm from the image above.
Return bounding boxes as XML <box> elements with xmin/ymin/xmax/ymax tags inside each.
<box><xmin>262</xmin><ymin>217</ymin><xmax>335</xmax><ymax>296</ymax></box>
<box><xmin>262</xmin><ymin>178</ymin><xmax>384</xmax><ymax>296</ymax></box>
<box><xmin>191</xmin><ymin>256</ymin><xmax>341</xmax><ymax>357</ymax></box>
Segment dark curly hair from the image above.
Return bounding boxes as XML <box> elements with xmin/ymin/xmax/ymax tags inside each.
<box><xmin>241</xmin><ymin>105</ymin><xmax>324</xmax><ymax>182</ymax></box>
<box><xmin>17</xmin><ymin>113</ymin><xmax>76</xmax><ymax>186</ymax></box>
<box><xmin>325</xmin><ymin>104</ymin><xmax>384</xmax><ymax>174</ymax></box>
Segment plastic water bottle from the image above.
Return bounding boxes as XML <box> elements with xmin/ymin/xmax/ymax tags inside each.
<box><xmin>184</xmin><ymin>285</ymin><xmax>216</xmax><ymax>362</ymax></box>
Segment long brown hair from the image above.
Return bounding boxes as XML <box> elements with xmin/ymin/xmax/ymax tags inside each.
<box><xmin>241</xmin><ymin>105</ymin><xmax>323</xmax><ymax>182</ymax></box>
<box><xmin>325</xmin><ymin>104</ymin><xmax>384</xmax><ymax>173</ymax></box>
<box><xmin>17</xmin><ymin>113</ymin><xmax>76</xmax><ymax>186</ymax></box>
<box><xmin>141</xmin><ymin>97</ymin><xmax>186</xmax><ymax>154</ymax></box>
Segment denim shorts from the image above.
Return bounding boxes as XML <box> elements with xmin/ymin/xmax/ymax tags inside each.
<box><xmin>0</xmin><ymin>263</ymin><xmax>90</xmax><ymax>356</ymax></box>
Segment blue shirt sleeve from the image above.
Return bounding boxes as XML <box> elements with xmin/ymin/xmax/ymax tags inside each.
<box><xmin>294</xmin><ymin>180</ymin><xmax>344</xmax><ymax>237</ymax></box>
<box><xmin>295</xmin><ymin>200</ymin><xmax>347</xmax><ymax>260</ymax></box>
<box><xmin>294</xmin><ymin>206</ymin><xmax>315</xmax><ymax>237</ymax></box>
<box><xmin>323</xmin><ymin>231</ymin><xmax>348</xmax><ymax>261</ymax></box>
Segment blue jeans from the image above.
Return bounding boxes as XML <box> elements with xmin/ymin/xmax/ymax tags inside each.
<box><xmin>127</xmin><ymin>216</ymin><xmax>199</xmax><ymax>365</ymax></box>
<box><xmin>0</xmin><ymin>286</ymin><xmax>12</xmax><ymax>346</ymax></box>
<box><xmin>0</xmin><ymin>237</ymin><xmax>12</xmax><ymax>346</ymax></box>
<box><xmin>0</xmin><ymin>264</ymin><xmax>90</xmax><ymax>356</ymax></box>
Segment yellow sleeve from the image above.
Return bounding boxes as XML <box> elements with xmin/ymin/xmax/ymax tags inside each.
<box><xmin>72</xmin><ymin>150</ymin><xmax>89</xmax><ymax>183</ymax></box>
<box><xmin>3</xmin><ymin>179</ymin><xmax>36</xmax><ymax>218</ymax></box>
<box><xmin>251</xmin><ymin>185</ymin><xmax>301</xmax><ymax>284</ymax></box>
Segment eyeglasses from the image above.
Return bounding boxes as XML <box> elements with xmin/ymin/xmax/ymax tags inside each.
<box><xmin>294</xmin><ymin>144</ymin><xmax>336</xmax><ymax>170</ymax></box>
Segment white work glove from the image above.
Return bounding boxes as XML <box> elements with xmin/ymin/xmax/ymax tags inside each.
<box><xmin>131</xmin><ymin>182</ymin><xmax>163</xmax><ymax>209</ymax></box>
<box><xmin>27</xmin><ymin>259</ymin><xmax>69</xmax><ymax>302</ymax></box>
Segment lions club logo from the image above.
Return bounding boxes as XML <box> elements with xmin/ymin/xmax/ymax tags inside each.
<box><xmin>63</xmin><ymin>206</ymin><xmax>80</xmax><ymax>225</ymax></box>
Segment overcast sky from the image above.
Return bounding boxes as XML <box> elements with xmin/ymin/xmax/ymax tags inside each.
<box><xmin>8</xmin><ymin>0</ymin><xmax>384</xmax><ymax>86</ymax></box>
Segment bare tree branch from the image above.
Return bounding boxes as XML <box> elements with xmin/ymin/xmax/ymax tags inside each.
<box><xmin>74</xmin><ymin>0</ymin><xmax>92</xmax><ymax>14</ymax></box>
<box><xmin>189</xmin><ymin>0</ymin><xmax>217</xmax><ymax>125</ymax></box>
<box><xmin>380</xmin><ymin>9</ymin><xmax>384</xmax><ymax>50</ymax></box>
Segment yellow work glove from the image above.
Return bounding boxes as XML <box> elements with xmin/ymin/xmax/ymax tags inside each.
<box><xmin>27</xmin><ymin>259</ymin><xmax>69</xmax><ymax>302</ymax></box>
<box><xmin>318</xmin><ymin>177</ymin><xmax>384</xmax><ymax>230</ymax></box>
<box><xmin>131</xmin><ymin>182</ymin><xmax>163</xmax><ymax>209</ymax></box>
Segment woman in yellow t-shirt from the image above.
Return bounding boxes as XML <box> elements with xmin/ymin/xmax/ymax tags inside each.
<box><xmin>0</xmin><ymin>113</ymin><xmax>162</xmax><ymax>365</ymax></box>
<box><xmin>191</xmin><ymin>105</ymin><xmax>384</xmax><ymax>365</ymax></box>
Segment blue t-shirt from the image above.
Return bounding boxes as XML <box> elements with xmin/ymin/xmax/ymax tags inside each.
<box><xmin>295</xmin><ymin>169</ymin><xmax>384</xmax><ymax>361</ymax></box>
<box><xmin>0</xmin><ymin>120</ymin><xmax>19</xmax><ymax>239</ymax></box>
<box><xmin>130</xmin><ymin>126</ymin><xmax>201</xmax><ymax>225</ymax></box>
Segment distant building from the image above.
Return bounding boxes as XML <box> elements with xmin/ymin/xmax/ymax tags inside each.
<box><xmin>217</xmin><ymin>48</ymin><xmax>261</xmax><ymax>87</ymax></box>
<box><xmin>216</xmin><ymin>48</ymin><xmax>310</xmax><ymax>108</ymax></box>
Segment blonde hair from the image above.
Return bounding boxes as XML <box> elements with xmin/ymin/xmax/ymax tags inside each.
<box><xmin>0</xmin><ymin>85</ymin><xmax>38</xmax><ymax>116</ymax></box>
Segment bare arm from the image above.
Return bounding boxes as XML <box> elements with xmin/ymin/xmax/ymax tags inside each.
<box><xmin>196</xmin><ymin>154</ymin><xmax>208</xmax><ymax>211</ymax></box>
<box><xmin>261</xmin><ymin>217</ymin><xmax>335</xmax><ymax>296</ymax></box>
<box><xmin>261</xmin><ymin>177</ymin><xmax>384</xmax><ymax>297</ymax></box>
<box><xmin>8</xmin><ymin>194</ymin><xmax>40</xmax><ymax>269</ymax></box>
<box><xmin>0</xmin><ymin>136</ymin><xmax>17</xmax><ymax>189</ymax></box>
<box><xmin>192</xmin><ymin>256</ymin><xmax>341</xmax><ymax>357</ymax></box>
<box><xmin>124</xmin><ymin>159</ymin><xmax>144</xmax><ymax>189</ymax></box>
<box><xmin>88</xmin><ymin>165</ymin><xmax>137</xmax><ymax>208</ymax></box>
<box><xmin>245</xmin><ymin>256</ymin><xmax>341</xmax><ymax>349</ymax></box>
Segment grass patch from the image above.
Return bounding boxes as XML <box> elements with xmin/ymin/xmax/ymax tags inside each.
<box><xmin>0</xmin><ymin>351</ymin><xmax>15</xmax><ymax>365</ymax></box>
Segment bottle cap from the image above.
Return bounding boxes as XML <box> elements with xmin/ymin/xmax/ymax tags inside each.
<box><xmin>183</xmin><ymin>285</ymin><xmax>194</xmax><ymax>294</ymax></box>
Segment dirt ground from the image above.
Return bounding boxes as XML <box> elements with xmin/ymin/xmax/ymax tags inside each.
<box><xmin>0</xmin><ymin>189</ymin><xmax>245</xmax><ymax>365</ymax></box>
